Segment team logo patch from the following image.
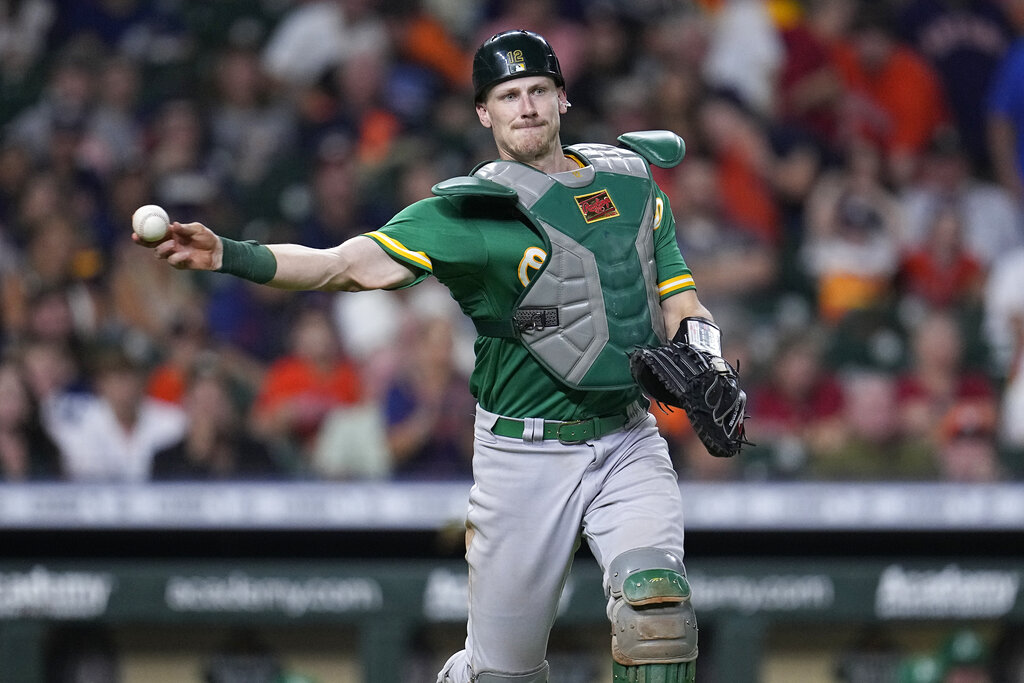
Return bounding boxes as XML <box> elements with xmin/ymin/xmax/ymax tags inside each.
<box><xmin>574</xmin><ymin>189</ymin><xmax>619</xmax><ymax>223</ymax></box>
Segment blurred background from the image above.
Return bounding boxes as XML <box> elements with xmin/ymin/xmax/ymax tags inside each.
<box><xmin>1</xmin><ymin>0</ymin><xmax>1023</xmax><ymax>680</ymax></box>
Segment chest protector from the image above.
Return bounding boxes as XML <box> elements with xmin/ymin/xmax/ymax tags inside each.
<box><xmin>434</xmin><ymin>131</ymin><xmax>686</xmax><ymax>390</ymax></box>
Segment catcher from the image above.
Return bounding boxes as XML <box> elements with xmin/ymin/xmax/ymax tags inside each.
<box><xmin>137</xmin><ymin>29</ymin><xmax>747</xmax><ymax>683</ymax></box>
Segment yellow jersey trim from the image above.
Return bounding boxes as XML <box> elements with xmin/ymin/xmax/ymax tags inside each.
<box><xmin>564</xmin><ymin>152</ymin><xmax>586</xmax><ymax>168</ymax></box>
<box><xmin>365</xmin><ymin>231</ymin><xmax>432</xmax><ymax>271</ymax></box>
<box><xmin>659</xmin><ymin>273</ymin><xmax>695</xmax><ymax>297</ymax></box>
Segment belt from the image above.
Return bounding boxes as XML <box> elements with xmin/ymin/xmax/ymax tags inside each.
<box><xmin>490</xmin><ymin>407</ymin><xmax>636</xmax><ymax>445</ymax></box>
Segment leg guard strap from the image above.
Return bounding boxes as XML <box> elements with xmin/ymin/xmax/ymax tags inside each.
<box><xmin>612</xmin><ymin>661</ymin><xmax>696</xmax><ymax>683</ymax></box>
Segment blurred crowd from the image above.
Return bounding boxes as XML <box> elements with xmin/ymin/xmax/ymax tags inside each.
<box><xmin>1</xmin><ymin>0</ymin><xmax>1023</xmax><ymax>485</ymax></box>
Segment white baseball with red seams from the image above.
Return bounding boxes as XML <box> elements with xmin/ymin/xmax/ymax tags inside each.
<box><xmin>132</xmin><ymin>204</ymin><xmax>170</xmax><ymax>242</ymax></box>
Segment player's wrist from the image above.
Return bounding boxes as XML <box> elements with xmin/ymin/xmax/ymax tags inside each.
<box><xmin>216</xmin><ymin>237</ymin><xmax>278</xmax><ymax>284</ymax></box>
<box><xmin>673</xmin><ymin>317</ymin><xmax>722</xmax><ymax>357</ymax></box>
<box><xmin>211</xmin><ymin>236</ymin><xmax>224</xmax><ymax>271</ymax></box>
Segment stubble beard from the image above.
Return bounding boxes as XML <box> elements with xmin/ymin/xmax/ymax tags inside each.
<box><xmin>505</xmin><ymin>123</ymin><xmax>557</xmax><ymax>164</ymax></box>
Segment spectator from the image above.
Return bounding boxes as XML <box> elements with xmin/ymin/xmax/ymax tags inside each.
<box><xmin>696</xmin><ymin>89</ymin><xmax>784</xmax><ymax>248</ymax></box>
<box><xmin>701</xmin><ymin>0</ymin><xmax>784</xmax><ymax>118</ymax></box>
<box><xmin>15</xmin><ymin>286</ymin><xmax>95</xmax><ymax>380</ymax></box>
<box><xmin>0</xmin><ymin>358</ymin><xmax>63</xmax><ymax>481</ymax></box>
<box><xmin>0</xmin><ymin>142</ymin><xmax>33</xmax><ymax>230</ymax></box>
<box><xmin>310</xmin><ymin>401</ymin><xmax>390</xmax><ymax>480</ymax></box>
<box><xmin>107</xmin><ymin>231</ymin><xmax>207</xmax><ymax>356</ymax></box>
<box><xmin>0</xmin><ymin>214</ymin><xmax>103</xmax><ymax>346</ymax></box>
<box><xmin>146</xmin><ymin>98</ymin><xmax>239</xmax><ymax>239</ymax></box>
<box><xmin>986</xmin><ymin>16</ymin><xmax>1024</xmax><ymax>201</ymax></box>
<box><xmin>808</xmin><ymin>369</ymin><xmax>937</xmax><ymax>480</ymax></box>
<box><xmin>382</xmin><ymin>315</ymin><xmax>475</xmax><ymax>480</ymax></box>
<box><xmin>250</xmin><ymin>304</ymin><xmax>363</xmax><ymax>470</ymax></box>
<box><xmin>48</xmin><ymin>345</ymin><xmax>186</xmax><ymax>482</ymax></box>
<box><xmin>833</xmin><ymin>2</ymin><xmax>951</xmax><ymax>187</ymax></box>
<box><xmin>647</xmin><ymin>63</ymin><xmax>706</xmax><ymax>163</ymax></box>
<box><xmin>897</xmin><ymin>0</ymin><xmax>1013</xmax><ymax>171</ymax></box>
<box><xmin>207</xmin><ymin>43</ymin><xmax>298</xmax><ymax>198</ymax></box>
<box><xmin>746</xmin><ymin>326</ymin><xmax>845</xmax><ymax>478</ymax></box>
<box><xmin>801</xmin><ymin>139</ymin><xmax>903</xmax><ymax>324</ymax></box>
<box><xmin>80</xmin><ymin>54</ymin><xmax>146</xmax><ymax>180</ymax></box>
<box><xmin>896</xmin><ymin>309</ymin><xmax>997</xmax><ymax>449</ymax></box>
<box><xmin>295</xmin><ymin>133</ymin><xmax>372</xmax><ymax>248</ymax></box>
<box><xmin>896</xmin><ymin>202</ymin><xmax>986</xmax><ymax>311</ymax></box>
<box><xmin>899</xmin><ymin>128</ymin><xmax>1023</xmax><ymax>269</ymax></box>
<box><xmin>260</xmin><ymin>0</ymin><xmax>387</xmax><ymax>90</ymax></box>
<box><xmin>0</xmin><ymin>0</ymin><xmax>55</xmax><ymax>85</ymax></box>
<box><xmin>145</xmin><ymin>309</ymin><xmax>263</xmax><ymax>409</ymax></box>
<box><xmin>41</xmin><ymin>109</ymin><xmax>109</xmax><ymax>240</ymax></box>
<box><xmin>205</xmin><ymin>277</ymin><xmax>296</xmax><ymax>364</ymax></box>
<box><xmin>147</xmin><ymin>98</ymin><xmax>218</xmax><ymax>212</ymax></box>
<box><xmin>49</xmin><ymin>0</ymin><xmax>185</xmax><ymax>55</ymax></box>
<box><xmin>983</xmin><ymin>245</ymin><xmax>1024</xmax><ymax>451</ymax></box>
<box><xmin>385</xmin><ymin>2</ymin><xmax>472</xmax><ymax>92</ymax></box>
<box><xmin>5</xmin><ymin>48</ymin><xmax>97</xmax><ymax>164</ymax></box>
<box><xmin>670</xmin><ymin>154</ymin><xmax>779</xmax><ymax>313</ymax></box>
<box><xmin>639</xmin><ymin>9</ymin><xmax>711</xmax><ymax>152</ymax></box>
<box><xmin>3</xmin><ymin>0</ymin><xmax>1022</xmax><ymax>495</ymax></box>
<box><xmin>18</xmin><ymin>337</ymin><xmax>86</xmax><ymax>406</ymax></box>
<box><xmin>777</xmin><ymin>0</ymin><xmax>855</xmax><ymax>156</ymax></box>
<box><xmin>935</xmin><ymin>402</ymin><xmax>1003</xmax><ymax>482</ymax></box>
<box><xmin>88</xmin><ymin>161</ymin><xmax>152</xmax><ymax>258</ymax></box>
<box><xmin>151</xmin><ymin>362</ymin><xmax>283</xmax><ymax>480</ymax></box>
<box><xmin>566</xmin><ymin>7</ymin><xmax>646</xmax><ymax>141</ymax></box>
<box><xmin>330</xmin><ymin>40</ymin><xmax>404</xmax><ymax>167</ymax></box>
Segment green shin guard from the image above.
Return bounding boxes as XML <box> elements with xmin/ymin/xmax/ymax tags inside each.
<box><xmin>612</xmin><ymin>661</ymin><xmax>696</xmax><ymax>683</ymax></box>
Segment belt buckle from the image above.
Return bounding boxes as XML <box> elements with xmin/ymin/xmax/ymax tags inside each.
<box><xmin>556</xmin><ymin>419</ymin><xmax>592</xmax><ymax>445</ymax></box>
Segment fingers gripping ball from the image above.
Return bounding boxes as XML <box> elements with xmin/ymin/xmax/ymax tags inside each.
<box><xmin>132</xmin><ymin>204</ymin><xmax>170</xmax><ymax>242</ymax></box>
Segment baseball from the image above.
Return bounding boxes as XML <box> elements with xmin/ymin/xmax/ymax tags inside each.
<box><xmin>132</xmin><ymin>204</ymin><xmax>170</xmax><ymax>242</ymax></box>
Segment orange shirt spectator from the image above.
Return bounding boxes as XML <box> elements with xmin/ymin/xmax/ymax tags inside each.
<box><xmin>834</xmin><ymin>43</ymin><xmax>948</xmax><ymax>153</ymax></box>
<box><xmin>251</xmin><ymin>307</ymin><xmax>363</xmax><ymax>459</ymax></box>
<box><xmin>832</xmin><ymin>4</ymin><xmax>950</xmax><ymax>183</ymax></box>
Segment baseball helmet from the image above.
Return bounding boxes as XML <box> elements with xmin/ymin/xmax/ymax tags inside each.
<box><xmin>472</xmin><ymin>30</ymin><xmax>564</xmax><ymax>102</ymax></box>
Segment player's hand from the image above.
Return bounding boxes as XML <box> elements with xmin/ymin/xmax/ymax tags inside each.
<box><xmin>146</xmin><ymin>221</ymin><xmax>224</xmax><ymax>272</ymax></box>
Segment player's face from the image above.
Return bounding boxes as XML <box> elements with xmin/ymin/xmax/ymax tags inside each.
<box><xmin>476</xmin><ymin>76</ymin><xmax>569</xmax><ymax>167</ymax></box>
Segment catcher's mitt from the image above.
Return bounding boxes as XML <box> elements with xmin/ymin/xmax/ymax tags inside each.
<box><xmin>629</xmin><ymin>318</ymin><xmax>749</xmax><ymax>458</ymax></box>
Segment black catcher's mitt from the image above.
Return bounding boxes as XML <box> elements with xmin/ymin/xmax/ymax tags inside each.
<box><xmin>629</xmin><ymin>318</ymin><xmax>749</xmax><ymax>458</ymax></box>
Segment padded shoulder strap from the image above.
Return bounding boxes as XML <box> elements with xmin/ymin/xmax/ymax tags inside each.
<box><xmin>432</xmin><ymin>175</ymin><xmax>519</xmax><ymax>201</ymax></box>
<box><xmin>617</xmin><ymin>130</ymin><xmax>687</xmax><ymax>169</ymax></box>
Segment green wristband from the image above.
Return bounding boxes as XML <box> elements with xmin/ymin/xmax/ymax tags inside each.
<box><xmin>216</xmin><ymin>238</ymin><xmax>277</xmax><ymax>284</ymax></box>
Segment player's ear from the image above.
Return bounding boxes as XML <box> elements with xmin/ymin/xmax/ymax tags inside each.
<box><xmin>558</xmin><ymin>88</ymin><xmax>571</xmax><ymax>114</ymax></box>
<box><xmin>476</xmin><ymin>102</ymin><xmax>492</xmax><ymax>128</ymax></box>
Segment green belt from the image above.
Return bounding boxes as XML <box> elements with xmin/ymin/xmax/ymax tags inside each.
<box><xmin>491</xmin><ymin>408</ymin><xmax>636</xmax><ymax>445</ymax></box>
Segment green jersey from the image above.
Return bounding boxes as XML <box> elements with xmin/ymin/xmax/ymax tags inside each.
<box><xmin>364</xmin><ymin>147</ymin><xmax>694</xmax><ymax>421</ymax></box>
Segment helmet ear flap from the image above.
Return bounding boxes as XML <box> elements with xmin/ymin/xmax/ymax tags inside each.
<box><xmin>472</xmin><ymin>30</ymin><xmax>564</xmax><ymax>102</ymax></box>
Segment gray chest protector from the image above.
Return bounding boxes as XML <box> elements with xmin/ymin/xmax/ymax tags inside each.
<box><xmin>435</xmin><ymin>131</ymin><xmax>686</xmax><ymax>390</ymax></box>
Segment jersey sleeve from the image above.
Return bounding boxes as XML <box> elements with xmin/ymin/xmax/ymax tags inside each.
<box><xmin>363</xmin><ymin>197</ymin><xmax>487</xmax><ymax>289</ymax></box>
<box><xmin>651</xmin><ymin>186</ymin><xmax>696</xmax><ymax>300</ymax></box>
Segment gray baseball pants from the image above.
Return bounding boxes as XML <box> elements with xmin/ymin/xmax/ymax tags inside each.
<box><xmin>437</xmin><ymin>403</ymin><xmax>687</xmax><ymax>682</ymax></box>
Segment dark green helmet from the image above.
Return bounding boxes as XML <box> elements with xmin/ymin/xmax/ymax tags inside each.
<box><xmin>472</xmin><ymin>30</ymin><xmax>564</xmax><ymax>102</ymax></box>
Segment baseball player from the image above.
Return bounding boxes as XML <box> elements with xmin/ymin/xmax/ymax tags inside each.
<box><xmin>137</xmin><ymin>29</ymin><xmax>747</xmax><ymax>683</ymax></box>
